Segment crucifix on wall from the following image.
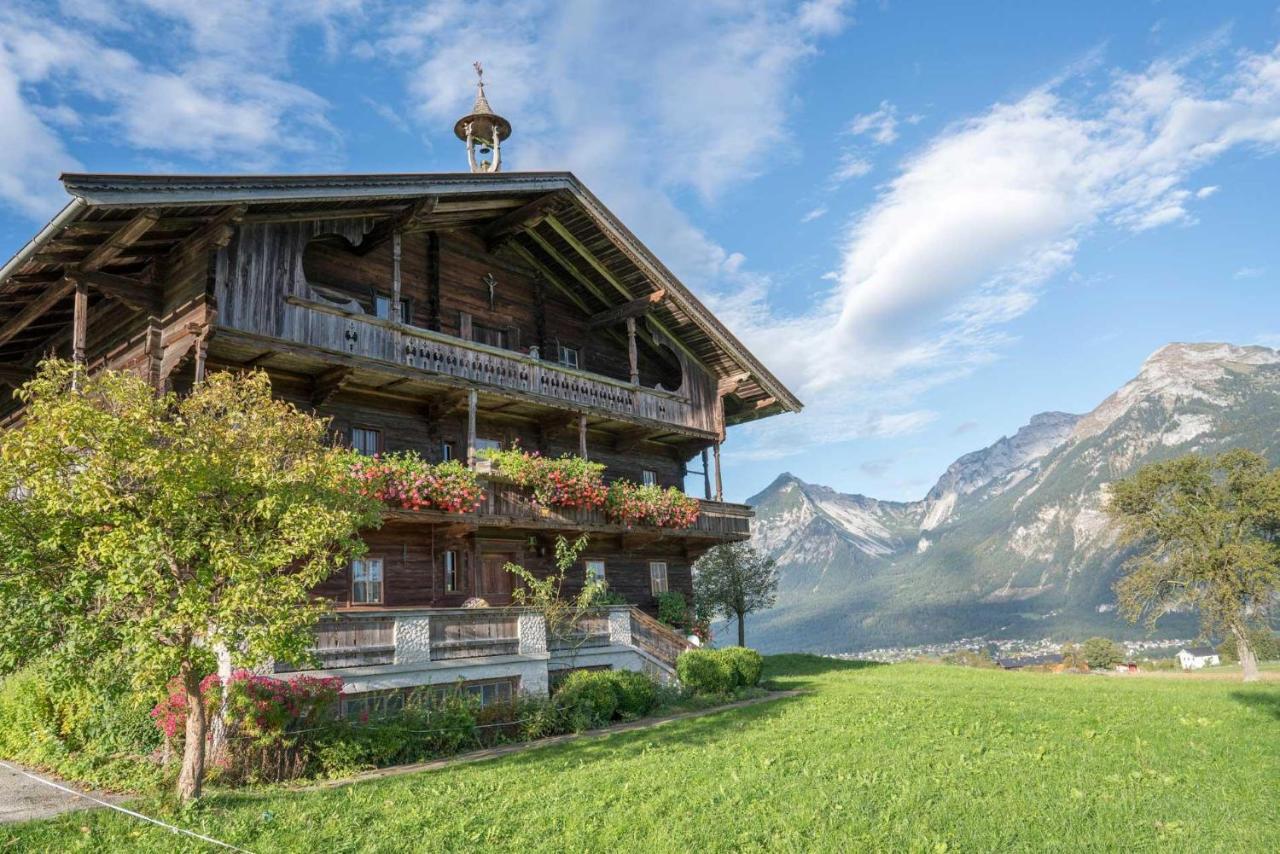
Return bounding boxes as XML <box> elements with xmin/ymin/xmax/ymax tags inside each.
<box><xmin>482</xmin><ymin>272</ymin><xmax>498</xmax><ymax>310</ymax></box>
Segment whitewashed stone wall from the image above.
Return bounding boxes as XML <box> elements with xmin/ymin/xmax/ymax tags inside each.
<box><xmin>394</xmin><ymin>615</ymin><xmax>432</xmax><ymax>665</ymax></box>
<box><xmin>518</xmin><ymin>613</ymin><xmax>547</xmax><ymax>656</ymax></box>
<box><xmin>607</xmin><ymin>607</ymin><xmax>632</xmax><ymax>647</ymax></box>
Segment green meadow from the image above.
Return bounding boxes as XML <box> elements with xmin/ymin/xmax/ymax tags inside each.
<box><xmin>7</xmin><ymin>655</ymin><xmax>1278</xmax><ymax>853</ymax></box>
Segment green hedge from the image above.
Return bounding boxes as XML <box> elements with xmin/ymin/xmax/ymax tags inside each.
<box><xmin>553</xmin><ymin>669</ymin><xmax>660</xmax><ymax>731</ymax></box>
<box><xmin>676</xmin><ymin>647</ymin><xmax>764</xmax><ymax>695</ymax></box>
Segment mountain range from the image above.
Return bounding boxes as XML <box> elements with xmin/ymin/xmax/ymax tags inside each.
<box><xmin>746</xmin><ymin>342</ymin><xmax>1280</xmax><ymax>653</ymax></box>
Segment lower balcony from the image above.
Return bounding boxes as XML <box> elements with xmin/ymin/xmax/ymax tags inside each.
<box><xmin>272</xmin><ymin>606</ymin><xmax>694</xmax><ymax>691</ymax></box>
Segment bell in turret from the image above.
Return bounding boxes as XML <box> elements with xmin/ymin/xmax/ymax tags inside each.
<box><xmin>454</xmin><ymin>62</ymin><xmax>512</xmax><ymax>173</ymax></box>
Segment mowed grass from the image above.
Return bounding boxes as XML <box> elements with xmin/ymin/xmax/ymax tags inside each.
<box><xmin>7</xmin><ymin>655</ymin><xmax>1278</xmax><ymax>853</ymax></box>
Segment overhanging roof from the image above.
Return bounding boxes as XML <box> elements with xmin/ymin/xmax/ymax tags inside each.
<box><xmin>0</xmin><ymin>171</ymin><xmax>801</xmax><ymax>424</ymax></box>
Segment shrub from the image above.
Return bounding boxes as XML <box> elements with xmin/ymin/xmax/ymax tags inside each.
<box><xmin>677</xmin><ymin>649</ymin><xmax>735</xmax><ymax>696</ymax></box>
<box><xmin>349</xmin><ymin>452</ymin><xmax>483</xmax><ymax>512</ymax></box>
<box><xmin>720</xmin><ymin>647</ymin><xmax>764</xmax><ymax>688</ymax></box>
<box><xmin>555</xmin><ymin>670</ymin><xmax>619</xmax><ymax>731</ymax></box>
<box><xmin>1082</xmin><ymin>637</ymin><xmax>1125</xmax><ymax>670</ymax></box>
<box><xmin>656</xmin><ymin>591</ymin><xmax>689</xmax><ymax>629</ymax></box>
<box><xmin>0</xmin><ymin>663</ymin><xmax>163</xmax><ymax>791</ymax></box>
<box><xmin>605</xmin><ymin>481</ymin><xmax>700</xmax><ymax>528</ymax></box>
<box><xmin>607</xmin><ymin>670</ymin><xmax>658</xmax><ymax>719</ymax></box>
<box><xmin>480</xmin><ymin>447</ymin><xmax>607</xmax><ymax>510</ymax></box>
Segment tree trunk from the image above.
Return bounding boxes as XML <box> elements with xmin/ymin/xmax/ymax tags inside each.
<box><xmin>736</xmin><ymin>611</ymin><xmax>745</xmax><ymax>647</ymax></box>
<box><xmin>176</xmin><ymin>661</ymin><xmax>207</xmax><ymax>802</ymax></box>
<box><xmin>1233</xmin><ymin>624</ymin><xmax>1260</xmax><ymax>683</ymax></box>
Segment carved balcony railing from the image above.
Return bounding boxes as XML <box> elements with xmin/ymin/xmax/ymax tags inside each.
<box><xmin>282</xmin><ymin>297</ymin><xmax>719</xmax><ymax>434</ymax></box>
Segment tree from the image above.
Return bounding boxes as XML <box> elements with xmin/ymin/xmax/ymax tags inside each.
<box><xmin>504</xmin><ymin>534</ymin><xmax>603</xmax><ymax>656</ymax></box>
<box><xmin>1059</xmin><ymin>643</ymin><xmax>1089</xmax><ymax>671</ymax></box>
<box><xmin>693</xmin><ymin>542</ymin><xmax>778</xmax><ymax>647</ymax></box>
<box><xmin>1106</xmin><ymin>449</ymin><xmax>1280</xmax><ymax>683</ymax></box>
<box><xmin>1081</xmin><ymin>637</ymin><xmax>1125</xmax><ymax>670</ymax></box>
<box><xmin>0</xmin><ymin>362</ymin><xmax>383</xmax><ymax>800</ymax></box>
<box><xmin>1217</xmin><ymin>628</ymin><xmax>1280</xmax><ymax>663</ymax></box>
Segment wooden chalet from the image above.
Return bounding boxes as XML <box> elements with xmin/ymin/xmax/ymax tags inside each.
<box><xmin>0</xmin><ymin>75</ymin><xmax>800</xmax><ymax>703</ymax></box>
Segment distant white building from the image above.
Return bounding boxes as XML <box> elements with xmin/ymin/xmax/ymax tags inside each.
<box><xmin>1177</xmin><ymin>647</ymin><xmax>1221</xmax><ymax>670</ymax></box>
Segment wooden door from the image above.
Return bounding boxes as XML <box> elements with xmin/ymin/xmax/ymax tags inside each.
<box><xmin>480</xmin><ymin>553</ymin><xmax>515</xmax><ymax>604</ymax></box>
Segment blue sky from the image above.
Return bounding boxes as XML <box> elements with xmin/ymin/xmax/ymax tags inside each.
<box><xmin>3</xmin><ymin>2</ymin><xmax>1280</xmax><ymax>503</ymax></box>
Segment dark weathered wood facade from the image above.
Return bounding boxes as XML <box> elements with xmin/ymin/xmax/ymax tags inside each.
<box><xmin>0</xmin><ymin>172</ymin><xmax>800</xmax><ymax>617</ymax></box>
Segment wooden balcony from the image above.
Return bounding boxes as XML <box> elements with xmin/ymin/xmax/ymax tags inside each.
<box><xmin>271</xmin><ymin>297</ymin><xmax>720</xmax><ymax>436</ymax></box>
<box><xmin>382</xmin><ymin>477</ymin><xmax>753</xmax><ymax>541</ymax></box>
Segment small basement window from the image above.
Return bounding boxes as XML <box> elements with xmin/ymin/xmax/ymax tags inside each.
<box><xmin>351</xmin><ymin>427</ymin><xmax>381</xmax><ymax>456</ymax></box>
<box><xmin>352</xmin><ymin>557</ymin><xmax>383</xmax><ymax>605</ymax></box>
<box><xmin>649</xmin><ymin>561</ymin><xmax>669</xmax><ymax>595</ymax></box>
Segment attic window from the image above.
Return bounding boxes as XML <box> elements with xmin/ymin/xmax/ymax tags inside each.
<box><xmin>557</xmin><ymin>345</ymin><xmax>580</xmax><ymax>369</ymax></box>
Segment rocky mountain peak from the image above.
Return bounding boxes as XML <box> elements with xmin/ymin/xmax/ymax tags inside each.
<box><xmin>924</xmin><ymin>410</ymin><xmax>1081</xmax><ymax>505</ymax></box>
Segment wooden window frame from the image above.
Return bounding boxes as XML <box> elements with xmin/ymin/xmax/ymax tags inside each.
<box><xmin>557</xmin><ymin>344</ymin><xmax>580</xmax><ymax>369</ymax></box>
<box><xmin>443</xmin><ymin>549</ymin><xmax>462</xmax><ymax>594</ymax></box>
<box><xmin>351</xmin><ymin>426</ymin><xmax>383</xmax><ymax>457</ymax></box>
<box><xmin>440</xmin><ymin>439</ymin><xmax>455</xmax><ymax>462</ymax></box>
<box><xmin>584</xmin><ymin>558</ymin><xmax>606</xmax><ymax>585</ymax></box>
<box><xmin>351</xmin><ymin>557</ymin><xmax>384</xmax><ymax>605</ymax></box>
<box><xmin>642</xmin><ymin>469</ymin><xmax>659</xmax><ymax>486</ymax></box>
<box><xmin>649</xmin><ymin>561</ymin><xmax>669</xmax><ymax>595</ymax></box>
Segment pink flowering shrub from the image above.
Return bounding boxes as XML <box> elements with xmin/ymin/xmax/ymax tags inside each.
<box><xmin>350</xmin><ymin>452</ymin><xmax>483</xmax><ymax>513</ymax></box>
<box><xmin>604</xmin><ymin>481</ymin><xmax>700</xmax><ymax>528</ymax></box>
<box><xmin>482</xmin><ymin>447</ymin><xmax>607</xmax><ymax>511</ymax></box>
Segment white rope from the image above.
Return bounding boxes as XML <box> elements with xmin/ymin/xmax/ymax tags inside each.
<box><xmin>0</xmin><ymin>759</ymin><xmax>254</xmax><ymax>853</ymax></box>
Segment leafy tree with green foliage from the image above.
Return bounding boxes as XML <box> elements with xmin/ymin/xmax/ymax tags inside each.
<box><xmin>1059</xmin><ymin>643</ymin><xmax>1088</xmax><ymax>670</ymax></box>
<box><xmin>1081</xmin><ymin>637</ymin><xmax>1125</xmax><ymax>670</ymax></box>
<box><xmin>0</xmin><ymin>362</ymin><xmax>383</xmax><ymax>800</ymax></box>
<box><xmin>1107</xmin><ymin>449</ymin><xmax>1280</xmax><ymax>682</ymax></box>
<box><xmin>1216</xmin><ymin>628</ymin><xmax>1280</xmax><ymax>663</ymax></box>
<box><xmin>693</xmin><ymin>542</ymin><xmax>778</xmax><ymax>646</ymax></box>
<box><xmin>505</xmin><ymin>534</ymin><xmax>602</xmax><ymax>651</ymax></box>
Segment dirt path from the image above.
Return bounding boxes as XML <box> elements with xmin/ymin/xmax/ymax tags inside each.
<box><xmin>0</xmin><ymin>761</ymin><xmax>126</xmax><ymax>824</ymax></box>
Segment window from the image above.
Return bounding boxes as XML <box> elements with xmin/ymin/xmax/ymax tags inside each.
<box><xmin>558</xmin><ymin>345</ymin><xmax>580</xmax><ymax>369</ymax></box>
<box><xmin>443</xmin><ymin>550</ymin><xmax>461</xmax><ymax>593</ymax></box>
<box><xmin>342</xmin><ymin>690</ymin><xmax>404</xmax><ymax>720</ymax></box>
<box><xmin>351</xmin><ymin>427</ymin><xmax>381</xmax><ymax>456</ymax></box>
<box><xmin>374</xmin><ymin>295</ymin><xmax>410</xmax><ymax>323</ymax></box>
<box><xmin>473</xmin><ymin>323</ymin><xmax>508</xmax><ymax>349</ymax></box>
<box><xmin>351</xmin><ymin>558</ymin><xmax>383</xmax><ymax>604</ymax></box>
<box><xmin>585</xmin><ymin>559</ymin><xmax>606</xmax><ymax>584</ymax></box>
<box><xmin>440</xmin><ymin>440</ymin><xmax>455</xmax><ymax>462</ymax></box>
<box><xmin>642</xmin><ymin>469</ymin><xmax>659</xmax><ymax>486</ymax></box>
<box><xmin>475</xmin><ymin>437</ymin><xmax>501</xmax><ymax>454</ymax></box>
<box><xmin>649</xmin><ymin>561</ymin><xmax>669</xmax><ymax>595</ymax></box>
<box><xmin>428</xmin><ymin>678</ymin><xmax>516</xmax><ymax>708</ymax></box>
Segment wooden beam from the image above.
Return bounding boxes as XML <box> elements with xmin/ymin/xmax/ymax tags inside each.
<box><xmin>718</xmin><ymin>372</ymin><xmax>751</xmax><ymax>396</ymax></box>
<box><xmin>354</xmin><ymin>197</ymin><xmax>437</xmax><ymax>256</ymax></box>
<box><xmin>71</xmin><ymin>281</ymin><xmax>88</xmax><ymax>365</ymax></box>
<box><xmin>504</xmin><ymin>243</ymin><xmax>594</xmax><ymax>314</ymax></box>
<box><xmin>66</xmin><ymin>270</ymin><xmax>161</xmax><ymax>313</ymax></box>
<box><xmin>310</xmin><ymin>366</ymin><xmax>353</xmax><ymax>408</ymax></box>
<box><xmin>544</xmin><ymin>215</ymin><xmax>706</xmax><ymax>368</ymax></box>
<box><xmin>466</xmin><ymin>388</ymin><xmax>478</xmax><ymax>467</ymax></box>
<box><xmin>0</xmin><ymin>278</ymin><xmax>74</xmax><ymax>347</ymax></box>
<box><xmin>613</xmin><ymin>426</ymin><xmax>654</xmax><ymax>453</ymax></box>
<box><xmin>588</xmin><ymin>290</ymin><xmax>665</xmax><ymax>329</ymax></box>
<box><xmin>423</xmin><ymin>389</ymin><xmax>468</xmax><ymax>426</ymax></box>
<box><xmin>480</xmin><ymin>192</ymin><xmax>566</xmax><ymax>246</ymax></box>
<box><xmin>524</xmin><ymin>230</ymin><xmax>612</xmax><ymax>308</ymax></box>
<box><xmin>169</xmin><ymin>204</ymin><xmax>248</xmax><ymax>258</ymax></box>
<box><xmin>426</xmin><ymin>231</ymin><xmax>442</xmax><ymax>331</ymax></box>
<box><xmin>0</xmin><ymin>361</ymin><xmax>33</xmax><ymax>387</ymax></box>
<box><xmin>713</xmin><ymin>441</ymin><xmax>723</xmax><ymax>502</ymax></box>
<box><xmin>626</xmin><ymin>316</ymin><xmax>639</xmax><ymax>384</ymax></box>
<box><xmin>79</xmin><ymin>209</ymin><xmax>159</xmax><ymax>272</ymax></box>
<box><xmin>578</xmin><ymin>413</ymin><xmax>588</xmax><ymax>459</ymax></box>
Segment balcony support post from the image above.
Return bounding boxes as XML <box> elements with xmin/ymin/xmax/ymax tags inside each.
<box><xmin>626</xmin><ymin>316</ymin><xmax>640</xmax><ymax>385</ymax></box>
<box><xmin>578</xmin><ymin>413</ymin><xmax>588</xmax><ymax>459</ymax></box>
<box><xmin>702</xmin><ymin>448</ymin><xmax>712</xmax><ymax>500</ymax></box>
<box><xmin>466</xmin><ymin>388</ymin><xmax>478</xmax><ymax>467</ymax></box>
<box><xmin>713</xmin><ymin>441</ymin><xmax>723</xmax><ymax>502</ymax></box>
<box><xmin>71</xmin><ymin>279</ymin><xmax>88</xmax><ymax>369</ymax></box>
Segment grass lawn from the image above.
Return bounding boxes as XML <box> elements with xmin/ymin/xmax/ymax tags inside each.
<box><xmin>6</xmin><ymin>655</ymin><xmax>1278</xmax><ymax>852</ymax></box>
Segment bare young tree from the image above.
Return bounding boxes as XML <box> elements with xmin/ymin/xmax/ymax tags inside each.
<box><xmin>693</xmin><ymin>542</ymin><xmax>778</xmax><ymax>647</ymax></box>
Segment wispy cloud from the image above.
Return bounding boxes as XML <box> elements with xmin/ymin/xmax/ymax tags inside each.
<box><xmin>1234</xmin><ymin>266</ymin><xmax>1265</xmax><ymax>279</ymax></box>
<box><xmin>801</xmin><ymin>205</ymin><xmax>828</xmax><ymax>223</ymax></box>
<box><xmin>832</xmin><ymin>151</ymin><xmax>872</xmax><ymax>183</ymax></box>
<box><xmin>848</xmin><ymin>100</ymin><xmax>899</xmax><ymax>145</ymax></box>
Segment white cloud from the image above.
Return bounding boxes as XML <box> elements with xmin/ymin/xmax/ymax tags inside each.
<box><xmin>832</xmin><ymin>151</ymin><xmax>872</xmax><ymax>183</ymax></box>
<box><xmin>801</xmin><ymin>205</ymin><xmax>828</xmax><ymax>222</ymax></box>
<box><xmin>1196</xmin><ymin>184</ymin><xmax>1219</xmax><ymax>198</ymax></box>
<box><xmin>726</xmin><ymin>38</ymin><xmax>1280</xmax><ymax>460</ymax></box>
<box><xmin>848</xmin><ymin>100</ymin><xmax>899</xmax><ymax>144</ymax></box>
<box><xmin>1234</xmin><ymin>266</ymin><xmax>1266</xmax><ymax>279</ymax></box>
